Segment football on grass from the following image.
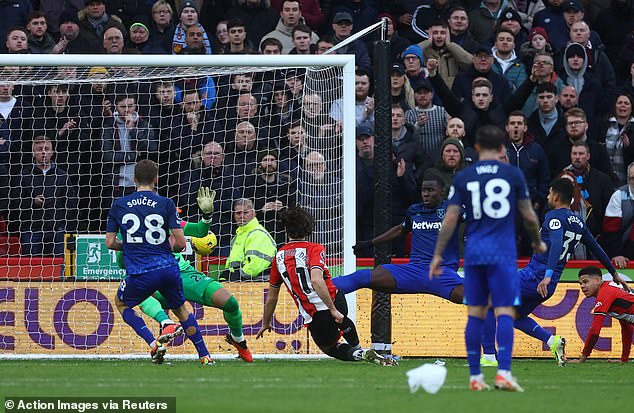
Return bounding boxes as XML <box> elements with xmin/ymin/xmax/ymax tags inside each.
<box><xmin>191</xmin><ymin>232</ymin><xmax>217</xmax><ymax>255</ymax></box>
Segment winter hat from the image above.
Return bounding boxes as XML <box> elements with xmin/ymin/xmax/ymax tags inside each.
<box><xmin>499</xmin><ymin>7</ymin><xmax>522</xmax><ymax>25</ymax></box>
<box><xmin>402</xmin><ymin>44</ymin><xmax>424</xmax><ymax>65</ymax></box>
<box><xmin>529</xmin><ymin>27</ymin><xmax>549</xmax><ymax>43</ymax></box>
<box><xmin>59</xmin><ymin>11</ymin><xmax>80</xmax><ymax>25</ymax></box>
<box><xmin>565</xmin><ymin>42</ymin><xmax>586</xmax><ymax>59</ymax></box>
<box><xmin>258</xmin><ymin>148</ymin><xmax>279</xmax><ymax>163</ymax></box>
<box><xmin>378</xmin><ymin>13</ymin><xmax>397</xmax><ymax>30</ymax></box>
<box><xmin>441</xmin><ymin>138</ymin><xmax>465</xmax><ymax>159</ymax></box>
<box><xmin>179</xmin><ymin>0</ymin><xmax>199</xmax><ymax>16</ymax></box>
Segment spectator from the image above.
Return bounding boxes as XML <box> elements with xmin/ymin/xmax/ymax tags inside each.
<box><xmin>172</xmin><ymin>0</ymin><xmax>211</xmax><ymax>54</ymax></box>
<box><xmin>428</xmin><ymin>57</ymin><xmax>538</xmax><ymax>147</ymax></box>
<box><xmin>527</xmin><ymin>82</ymin><xmax>567</xmax><ymax>152</ymax></box>
<box><xmin>602</xmin><ymin>162</ymin><xmax>634</xmax><ymax>264</ymax></box>
<box><xmin>405</xmin><ymin>78</ymin><xmax>447</xmax><ymax>161</ymax></box>
<box><xmin>426</xmin><ymin>137</ymin><xmax>466</xmax><ymax>192</ymax></box>
<box><xmin>289</xmin><ymin>24</ymin><xmax>315</xmax><ymax>54</ymax></box>
<box><xmin>178</xmin><ymin>141</ymin><xmax>238</xmax><ymax>256</ymax></box>
<box><xmin>559</xmin><ymin>141</ymin><xmax>614</xmax><ymax>242</ymax></box>
<box><xmin>279</xmin><ymin>120</ymin><xmax>311</xmax><ymax>179</ymax></box>
<box><xmin>177</xmin><ymin>24</ymin><xmax>209</xmax><ymax>55</ymax></box>
<box><xmin>549</xmin><ymin>0</ymin><xmax>602</xmax><ymax>53</ymax></box>
<box><xmin>224</xmin><ymin>121</ymin><xmax>265</xmax><ymax>182</ymax></box>
<box><xmin>451</xmin><ymin>45</ymin><xmax>513</xmax><ymax>105</ymax></box>
<box><xmin>548</xmin><ymin>107</ymin><xmax>615</xmax><ymax>180</ymax></box>
<box><xmin>468</xmin><ymin>0</ymin><xmax>505</xmax><ymax>43</ymax></box>
<box><xmin>8</xmin><ymin>135</ymin><xmax>78</xmax><ymax>257</ymax></box>
<box><xmin>332</xmin><ymin>0</ymin><xmax>379</xmax><ymax>35</ymax></box>
<box><xmin>533</xmin><ymin>0</ymin><xmax>567</xmax><ymax>42</ymax></box>
<box><xmin>0</xmin><ymin>0</ymin><xmax>32</xmax><ymax>44</ymax></box>
<box><xmin>491</xmin><ymin>28</ymin><xmax>528</xmax><ymax>92</ymax></box>
<box><xmin>260</xmin><ymin>37</ymin><xmax>282</xmax><ymax>54</ymax></box>
<box><xmin>401</xmin><ymin>44</ymin><xmax>428</xmax><ymax>89</ymax></box>
<box><xmin>127</xmin><ymin>19</ymin><xmax>151</xmax><ymax>54</ymax></box>
<box><xmin>224</xmin><ymin>18</ymin><xmax>257</xmax><ymax>54</ymax></box>
<box><xmin>445</xmin><ymin>116</ymin><xmax>477</xmax><ymax>163</ymax></box>
<box><xmin>388</xmin><ymin>0</ymin><xmax>426</xmax><ymax>43</ymax></box>
<box><xmin>1</xmin><ymin>78</ymin><xmax>33</xmax><ymax>168</ymax></box>
<box><xmin>148</xmin><ymin>80</ymin><xmax>180</xmax><ymax>195</ymax></box>
<box><xmin>315</xmin><ymin>34</ymin><xmax>335</xmax><ymax>54</ymax></box>
<box><xmin>330</xmin><ymin>70</ymin><xmax>374</xmax><ymax>126</ymax></box>
<box><xmin>101</xmin><ymin>93</ymin><xmax>157</xmax><ymax>200</ymax></box>
<box><xmin>558</xmin><ymin>84</ymin><xmax>578</xmax><ymax>111</ymax></box>
<box><xmin>519</xmin><ymin>27</ymin><xmax>554</xmax><ymax>72</ymax></box>
<box><xmin>559</xmin><ymin>42</ymin><xmax>608</xmax><ymax>135</ymax></box>
<box><xmin>56</xmin><ymin>11</ymin><xmax>93</xmax><ymax>54</ymax></box>
<box><xmin>5</xmin><ymin>27</ymin><xmax>29</xmax><ymax>53</ymax></box>
<box><xmin>224</xmin><ymin>198</ymin><xmax>277</xmax><ymax>281</ymax></box>
<box><xmin>78</xmin><ymin>0</ymin><xmax>126</xmax><ymax>54</ymax></box>
<box><xmin>447</xmin><ymin>6</ymin><xmax>478</xmax><ymax>54</ymax></box>
<box><xmin>25</xmin><ymin>12</ymin><xmax>58</xmax><ymax>54</ymax></box>
<box><xmin>418</xmin><ymin>20</ymin><xmax>473</xmax><ymax>89</ymax></box>
<box><xmin>392</xmin><ymin>105</ymin><xmax>433</xmax><ymax>184</ymax></box>
<box><xmin>602</xmin><ymin>94</ymin><xmax>634</xmax><ymax>185</ymax></box>
<box><xmin>411</xmin><ymin>0</ymin><xmax>452</xmax><ymax>41</ymax></box>
<box><xmin>390</xmin><ymin>63</ymin><xmax>416</xmax><ymax>110</ymax></box>
<box><xmin>260</xmin><ymin>0</ymin><xmax>318</xmax><ymax>53</ymax></box>
<box><xmin>493</xmin><ymin>7</ymin><xmax>529</xmax><ymax>52</ymax></box>
<box><xmin>146</xmin><ymin>0</ymin><xmax>174</xmax><ymax>54</ymax></box>
<box><xmin>506</xmin><ymin>110</ymin><xmax>550</xmax><ymax>212</ymax></box>
<box><xmin>521</xmin><ymin>52</ymin><xmax>565</xmax><ymax>116</ymax></box>
<box><xmin>300</xmin><ymin>150</ymin><xmax>343</xmax><ymax>254</ymax></box>
<box><xmin>331</xmin><ymin>12</ymin><xmax>371</xmax><ymax>73</ymax></box>
<box><xmin>270</xmin><ymin>0</ymin><xmax>324</xmax><ymax>30</ymax></box>
<box><xmin>212</xmin><ymin>20</ymin><xmax>229</xmax><ymax>54</ymax></box>
<box><xmin>243</xmin><ymin>148</ymin><xmax>297</xmax><ymax>245</ymax></box>
<box><xmin>102</xmin><ymin>26</ymin><xmax>125</xmax><ymax>54</ymax></box>
<box><xmin>224</xmin><ymin>0</ymin><xmax>279</xmax><ymax>48</ymax></box>
<box><xmin>269</xmin><ymin>82</ymin><xmax>299</xmax><ymax>139</ymax></box>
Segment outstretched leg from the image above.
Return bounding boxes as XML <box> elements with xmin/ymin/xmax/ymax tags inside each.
<box><xmin>332</xmin><ymin>266</ymin><xmax>396</xmax><ymax>294</ymax></box>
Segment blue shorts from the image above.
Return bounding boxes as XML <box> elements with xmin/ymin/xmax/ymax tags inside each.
<box><xmin>463</xmin><ymin>263</ymin><xmax>520</xmax><ymax>307</ymax></box>
<box><xmin>516</xmin><ymin>267</ymin><xmax>558</xmax><ymax>318</ymax></box>
<box><xmin>383</xmin><ymin>262</ymin><xmax>463</xmax><ymax>299</ymax></box>
<box><xmin>117</xmin><ymin>264</ymin><xmax>185</xmax><ymax>309</ymax></box>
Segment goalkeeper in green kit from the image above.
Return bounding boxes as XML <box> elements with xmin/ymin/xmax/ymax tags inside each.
<box><xmin>116</xmin><ymin>187</ymin><xmax>253</xmax><ymax>363</ymax></box>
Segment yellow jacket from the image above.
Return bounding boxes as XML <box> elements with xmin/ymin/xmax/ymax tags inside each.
<box><xmin>226</xmin><ymin>217</ymin><xmax>277</xmax><ymax>279</ymax></box>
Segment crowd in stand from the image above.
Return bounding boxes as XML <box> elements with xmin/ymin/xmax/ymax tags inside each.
<box><xmin>1</xmin><ymin>0</ymin><xmax>634</xmax><ymax>266</ymax></box>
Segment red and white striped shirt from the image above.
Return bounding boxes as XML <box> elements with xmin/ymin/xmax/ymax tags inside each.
<box><xmin>270</xmin><ymin>241</ymin><xmax>336</xmax><ymax>324</ymax></box>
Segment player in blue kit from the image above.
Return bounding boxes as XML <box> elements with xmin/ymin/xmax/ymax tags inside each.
<box><xmin>332</xmin><ymin>174</ymin><xmax>464</xmax><ymax>303</ymax></box>
<box><xmin>480</xmin><ymin>178</ymin><xmax>628</xmax><ymax>367</ymax></box>
<box><xmin>105</xmin><ymin>159</ymin><xmax>213</xmax><ymax>365</ymax></box>
<box><xmin>430</xmin><ymin>125</ymin><xmax>546</xmax><ymax>392</ymax></box>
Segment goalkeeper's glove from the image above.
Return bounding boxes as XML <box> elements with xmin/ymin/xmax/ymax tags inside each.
<box><xmin>197</xmin><ymin>186</ymin><xmax>216</xmax><ymax>223</ymax></box>
<box><xmin>352</xmin><ymin>240</ymin><xmax>373</xmax><ymax>256</ymax></box>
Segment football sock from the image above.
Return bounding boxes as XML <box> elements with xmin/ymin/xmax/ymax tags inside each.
<box><xmin>121</xmin><ymin>308</ymin><xmax>155</xmax><ymax>346</ymax></box>
<box><xmin>514</xmin><ymin>316</ymin><xmax>552</xmax><ymax>345</ymax></box>
<box><xmin>324</xmin><ymin>343</ymin><xmax>356</xmax><ymax>361</ymax></box>
<box><xmin>138</xmin><ymin>296</ymin><xmax>170</xmax><ymax>324</ymax></box>
<box><xmin>496</xmin><ymin>315</ymin><xmax>514</xmax><ymax>371</ymax></box>
<box><xmin>339</xmin><ymin>317</ymin><xmax>360</xmax><ymax>347</ymax></box>
<box><xmin>331</xmin><ymin>269</ymin><xmax>371</xmax><ymax>294</ymax></box>
<box><xmin>546</xmin><ymin>335</ymin><xmax>555</xmax><ymax>348</ymax></box>
<box><xmin>221</xmin><ymin>296</ymin><xmax>245</xmax><ymax>342</ymax></box>
<box><xmin>481</xmin><ymin>309</ymin><xmax>497</xmax><ymax>356</ymax></box>
<box><xmin>181</xmin><ymin>313</ymin><xmax>209</xmax><ymax>358</ymax></box>
<box><xmin>465</xmin><ymin>315</ymin><xmax>485</xmax><ymax>376</ymax></box>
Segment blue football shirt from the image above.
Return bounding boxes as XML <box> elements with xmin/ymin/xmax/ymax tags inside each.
<box><xmin>403</xmin><ymin>200</ymin><xmax>460</xmax><ymax>270</ymax></box>
<box><xmin>448</xmin><ymin>160</ymin><xmax>530</xmax><ymax>265</ymax></box>
<box><xmin>526</xmin><ymin>208</ymin><xmax>616</xmax><ymax>282</ymax></box>
<box><xmin>106</xmin><ymin>190</ymin><xmax>181</xmax><ymax>275</ymax></box>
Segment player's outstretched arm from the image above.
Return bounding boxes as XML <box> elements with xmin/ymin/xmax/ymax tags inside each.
<box><xmin>518</xmin><ymin>199</ymin><xmax>546</xmax><ymax>254</ymax></box>
<box><xmin>310</xmin><ymin>268</ymin><xmax>344</xmax><ymax>323</ymax></box>
<box><xmin>354</xmin><ymin>224</ymin><xmax>407</xmax><ymax>255</ymax></box>
<box><xmin>256</xmin><ymin>284</ymin><xmax>280</xmax><ymax>339</ymax></box>
<box><xmin>569</xmin><ymin>313</ymin><xmax>606</xmax><ymax>363</ymax></box>
<box><xmin>105</xmin><ymin>232</ymin><xmax>123</xmax><ymax>251</ymax></box>
<box><xmin>430</xmin><ymin>205</ymin><xmax>461</xmax><ymax>279</ymax></box>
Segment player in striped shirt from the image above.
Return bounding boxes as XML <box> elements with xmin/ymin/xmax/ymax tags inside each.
<box><xmin>570</xmin><ymin>266</ymin><xmax>633</xmax><ymax>363</ymax></box>
<box><xmin>255</xmin><ymin>205</ymin><xmax>395</xmax><ymax>365</ymax></box>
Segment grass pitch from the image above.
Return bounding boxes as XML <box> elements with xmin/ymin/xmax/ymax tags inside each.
<box><xmin>1</xmin><ymin>358</ymin><xmax>631</xmax><ymax>413</ymax></box>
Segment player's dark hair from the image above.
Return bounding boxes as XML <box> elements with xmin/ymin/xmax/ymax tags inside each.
<box><xmin>279</xmin><ymin>205</ymin><xmax>314</xmax><ymax>239</ymax></box>
<box><xmin>475</xmin><ymin>125</ymin><xmax>505</xmax><ymax>150</ymax></box>
<box><xmin>134</xmin><ymin>159</ymin><xmax>158</xmax><ymax>185</ymax></box>
<box><xmin>578</xmin><ymin>266</ymin><xmax>602</xmax><ymax>278</ymax></box>
<box><xmin>550</xmin><ymin>178</ymin><xmax>574</xmax><ymax>204</ymax></box>
<box><xmin>422</xmin><ymin>173</ymin><xmax>445</xmax><ymax>188</ymax></box>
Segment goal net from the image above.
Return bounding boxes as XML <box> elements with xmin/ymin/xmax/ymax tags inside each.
<box><xmin>0</xmin><ymin>54</ymin><xmax>356</xmax><ymax>358</ymax></box>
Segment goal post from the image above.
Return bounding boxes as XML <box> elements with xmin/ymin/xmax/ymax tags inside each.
<box><xmin>0</xmin><ymin>54</ymin><xmax>357</xmax><ymax>358</ymax></box>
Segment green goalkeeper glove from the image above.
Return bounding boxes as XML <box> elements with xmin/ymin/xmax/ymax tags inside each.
<box><xmin>197</xmin><ymin>186</ymin><xmax>216</xmax><ymax>222</ymax></box>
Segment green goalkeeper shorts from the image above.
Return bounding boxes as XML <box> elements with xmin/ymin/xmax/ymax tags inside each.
<box><xmin>154</xmin><ymin>264</ymin><xmax>223</xmax><ymax>307</ymax></box>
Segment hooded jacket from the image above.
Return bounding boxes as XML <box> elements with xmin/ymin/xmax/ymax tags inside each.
<box><xmin>506</xmin><ymin>132</ymin><xmax>550</xmax><ymax>206</ymax></box>
<box><xmin>426</xmin><ymin>138</ymin><xmax>466</xmax><ymax>191</ymax></box>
